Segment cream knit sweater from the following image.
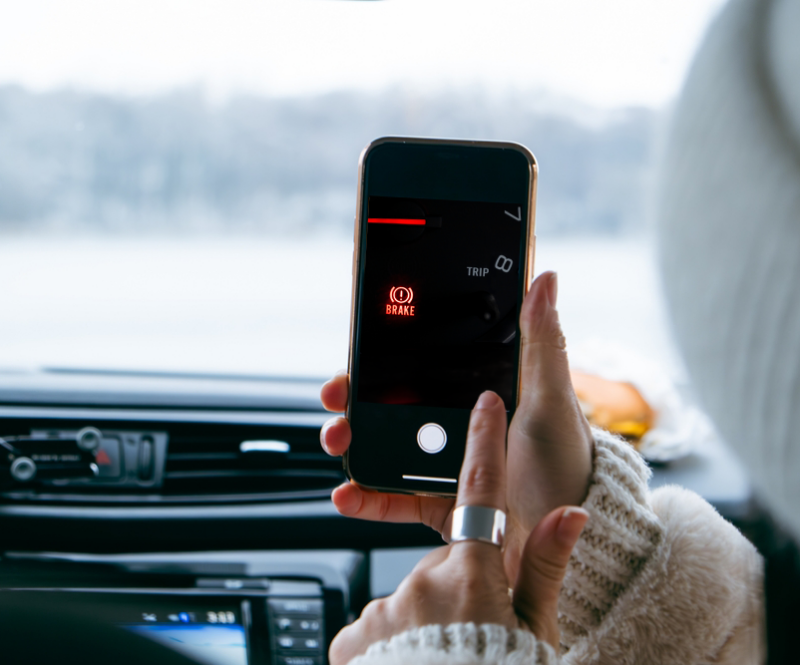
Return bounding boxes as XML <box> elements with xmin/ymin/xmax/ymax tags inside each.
<box><xmin>350</xmin><ymin>430</ymin><xmax>764</xmax><ymax>665</ymax></box>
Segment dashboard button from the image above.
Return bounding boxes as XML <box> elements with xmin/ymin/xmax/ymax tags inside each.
<box><xmin>274</xmin><ymin>617</ymin><xmax>321</xmax><ymax>632</ymax></box>
<box><xmin>417</xmin><ymin>423</ymin><xmax>447</xmax><ymax>454</ymax></box>
<box><xmin>269</xmin><ymin>599</ymin><xmax>323</xmax><ymax>615</ymax></box>
<box><xmin>277</xmin><ymin>658</ymin><xmax>320</xmax><ymax>665</ymax></box>
<box><xmin>95</xmin><ymin>438</ymin><xmax>122</xmax><ymax>479</ymax></box>
<box><xmin>10</xmin><ymin>457</ymin><xmax>36</xmax><ymax>482</ymax></box>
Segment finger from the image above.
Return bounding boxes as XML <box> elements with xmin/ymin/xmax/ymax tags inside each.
<box><xmin>329</xmin><ymin>598</ymin><xmax>389</xmax><ymax>665</ymax></box>
<box><xmin>456</xmin><ymin>390</ymin><xmax>508</xmax><ymax>510</ymax></box>
<box><xmin>513</xmin><ymin>505</ymin><xmax>588</xmax><ymax>649</ymax></box>
<box><xmin>512</xmin><ymin>270</ymin><xmax>592</xmax><ymax>497</ymax></box>
<box><xmin>518</xmin><ymin>271</ymin><xmax>573</xmax><ymax>406</ymax></box>
<box><xmin>320</xmin><ymin>416</ymin><xmax>351</xmax><ymax>456</ymax></box>
<box><xmin>332</xmin><ymin>482</ymin><xmax>455</xmax><ymax>534</ymax></box>
<box><xmin>329</xmin><ymin>624</ymin><xmax>361</xmax><ymax>665</ymax></box>
<box><xmin>320</xmin><ymin>370</ymin><xmax>349</xmax><ymax>412</ymax></box>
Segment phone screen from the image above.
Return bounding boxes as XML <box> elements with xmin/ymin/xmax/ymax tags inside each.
<box><xmin>356</xmin><ymin>195</ymin><xmax>523</xmax><ymax>411</ymax></box>
<box><xmin>346</xmin><ymin>138</ymin><xmax>535</xmax><ymax>494</ymax></box>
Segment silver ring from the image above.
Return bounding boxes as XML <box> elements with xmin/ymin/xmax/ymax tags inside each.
<box><xmin>450</xmin><ymin>505</ymin><xmax>506</xmax><ymax>547</ymax></box>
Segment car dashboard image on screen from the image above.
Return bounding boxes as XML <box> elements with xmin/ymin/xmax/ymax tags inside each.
<box><xmin>356</xmin><ymin>195</ymin><xmax>523</xmax><ymax>412</ymax></box>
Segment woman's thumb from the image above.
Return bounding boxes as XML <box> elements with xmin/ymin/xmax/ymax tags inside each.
<box><xmin>512</xmin><ymin>506</ymin><xmax>589</xmax><ymax>649</ymax></box>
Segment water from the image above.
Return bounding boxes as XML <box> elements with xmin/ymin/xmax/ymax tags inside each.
<box><xmin>0</xmin><ymin>235</ymin><xmax>683</xmax><ymax>381</ymax></box>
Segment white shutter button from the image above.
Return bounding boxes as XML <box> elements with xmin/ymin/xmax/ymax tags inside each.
<box><xmin>417</xmin><ymin>423</ymin><xmax>447</xmax><ymax>454</ymax></box>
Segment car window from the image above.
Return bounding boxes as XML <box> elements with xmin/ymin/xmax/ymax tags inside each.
<box><xmin>0</xmin><ymin>0</ymin><xmax>725</xmax><ymax>382</ymax></box>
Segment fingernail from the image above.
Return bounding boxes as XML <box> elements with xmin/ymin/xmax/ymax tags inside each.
<box><xmin>556</xmin><ymin>506</ymin><xmax>588</xmax><ymax>545</ymax></box>
<box><xmin>475</xmin><ymin>390</ymin><xmax>500</xmax><ymax>409</ymax></box>
<box><xmin>331</xmin><ymin>482</ymin><xmax>360</xmax><ymax>516</ymax></box>
<box><xmin>319</xmin><ymin>425</ymin><xmax>330</xmax><ymax>454</ymax></box>
<box><xmin>546</xmin><ymin>272</ymin><xmax>558</xmax><ymax>308</ymax></box>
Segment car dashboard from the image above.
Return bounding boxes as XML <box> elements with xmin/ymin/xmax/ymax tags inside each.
<box><xmin>0</xmin><ymin>370</ymin><xmax>443</xmax><ymax>664</ymax></box>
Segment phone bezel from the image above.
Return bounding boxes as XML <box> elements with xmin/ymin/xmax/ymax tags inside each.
<box><xmin>344</xmin><ymin>136</ymin><xmax>538</xmax><ymax>497</ymax></box>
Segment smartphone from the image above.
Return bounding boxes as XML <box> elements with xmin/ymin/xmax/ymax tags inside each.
<box><xmin>344</xmin><ymin>137</ymin><xmax>537</xmax><ymax>497</ymax></box>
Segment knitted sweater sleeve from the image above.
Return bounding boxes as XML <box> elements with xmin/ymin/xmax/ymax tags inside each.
<box><xmin>347</xmin><ymin>429</ymin><xmax>764</xmax><ymax>665</ymax></box>
<box><xmin>559</xmin><ymin>428</ymin><xmax>764</xmax><ymax>664</ymax></box>
<box><xmin>349</xmin><ymin>623</ymin><xmax>558</xmax><ymax>665</ymax></box>
<box><xmin>558</xmin><ymin>427</ymin><xmax>664</xmax><ymax>645</ymax></box>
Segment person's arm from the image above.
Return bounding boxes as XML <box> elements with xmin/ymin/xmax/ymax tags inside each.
<box><xmin>559</xmin><ymin>428</ymin><xmax>765</xmax><ymax>664</ymax></box>
<box><xmin>330</xmin><ymin>391</ymin><xmax>586</xmax><ymax>665</ymax></box>
<box><xmin>343</xmin><ymin>430</ymin><xmax>654</xmax><ymax>665</ymax></box>
<box><xmin>322</xmin><ymin>271</ymin><xmax>763</xmax><ymax>664</ymax></box>
<box><xmin>349</xmin><ymin>429</ymin><xmax>764</xmax><ymax>665</ymax></box>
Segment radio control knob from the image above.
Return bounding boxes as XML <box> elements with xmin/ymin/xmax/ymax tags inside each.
<box><xmin>10</xmin><ymin>457</ymin><xmax>37</xmax><ymax>482</ymax></box>
<box><xmin>76</xmin><ymin>427</ymin><xmax>102</xmax><ymax>452</ymax></box>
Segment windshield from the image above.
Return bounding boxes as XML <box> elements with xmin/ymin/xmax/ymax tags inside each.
<box><xmin>0</xmin><ymin>0</ymin><xmax>724</xmax><ymax>382</ymax></box>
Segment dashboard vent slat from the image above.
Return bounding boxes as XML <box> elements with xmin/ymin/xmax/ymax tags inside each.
<box><xmin>161</xmin><ymin>422</ymin><xmax>344</xmax><ymax>502</ymax></box>
<box><xmin>0</xmin><ymin>414</ymin><xmax>344</xmax><ymax>506</ymax></box>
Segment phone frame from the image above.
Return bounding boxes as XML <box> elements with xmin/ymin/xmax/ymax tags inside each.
<box><xmin>344</xmin><ymin>136</ymin><xmax>538</xmax><ymax>497</ymax></box>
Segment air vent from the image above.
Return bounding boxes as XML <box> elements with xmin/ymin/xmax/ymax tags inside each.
<box><xmin>0</xmin><ymin>412</ymin><xmax>344</xmax><ymax>506</ymax></box>
<box><xmin>162</xmin><ymin>422</ymin><xmax>344</xmax><ymax>502</ymax></box>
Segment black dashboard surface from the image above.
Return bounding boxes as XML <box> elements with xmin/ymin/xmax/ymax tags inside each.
<box><xmin>0</xmin><ymin>371</ymin><xmax>444</xmax><ymax>553</ymax></box>
<box><xmin>0</xmin><ymin>373</ymin><xmax>445</xmax><ymax>664</ymax></box>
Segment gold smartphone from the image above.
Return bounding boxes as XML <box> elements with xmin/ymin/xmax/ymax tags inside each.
<box><xmin>344</xmin><ymin>137</ymin><xmax>537</xmax><ymax>496</ymax></box>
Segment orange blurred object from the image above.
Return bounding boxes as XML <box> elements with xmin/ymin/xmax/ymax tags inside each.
<box><xmin>570</xmin><ymin>369</ymin><xmax>655</xmax><ymax>445</ymax></box>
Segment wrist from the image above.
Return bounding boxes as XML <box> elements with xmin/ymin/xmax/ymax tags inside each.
<box><xmin>558</xmin><ymin>428</ymin><xmax>662</xmax><ymax>646</ymax></box>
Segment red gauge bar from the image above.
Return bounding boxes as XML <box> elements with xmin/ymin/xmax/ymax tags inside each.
<box><xmin>367</xmin><ymin>218</ymin><xmax>426</xmax><ymax>226</ymax></box>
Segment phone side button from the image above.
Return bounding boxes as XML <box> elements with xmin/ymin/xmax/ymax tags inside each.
<box><xmin>417</xmin><ymin>423</ymin><xmax>447</xmax><ymax>454</ymax></box>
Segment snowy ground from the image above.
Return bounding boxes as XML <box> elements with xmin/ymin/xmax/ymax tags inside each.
<box><xmin>0</xmin><ymin>235</ymin><xmax>683</xmax><ymax>381</ymax></box>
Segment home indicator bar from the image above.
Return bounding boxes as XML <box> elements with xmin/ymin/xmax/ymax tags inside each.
<box><xmin>402</xmin><ymin>474</ymin><xmax>457</xmax><ymax>484</ymax></box>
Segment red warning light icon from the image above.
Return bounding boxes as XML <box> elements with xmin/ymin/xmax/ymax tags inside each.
<box><xmin>389</xmin><ymin>286</ymin><xmax>413</xmax><ymax>305</ymax></box>
<box><xmin>386</xmin><ymin>286</ymin><xmax>415</xmax><ymax>316</ymax></box>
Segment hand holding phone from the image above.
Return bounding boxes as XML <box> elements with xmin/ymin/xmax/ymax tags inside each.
<box><xmin>322</xmin><ymin>270</ymin><xmax>594</xmax><ymax>582</ymax></box>
<box><xmin>327</xmin><ymin>389</ymin><xmax>589</xmax><ymax>665</ymax></box>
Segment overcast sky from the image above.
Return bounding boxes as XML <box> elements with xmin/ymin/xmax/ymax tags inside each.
<box><xmin>2</xmin><ymin>0</ymin><xmax>727</xmax><ymax>108</ymax></box>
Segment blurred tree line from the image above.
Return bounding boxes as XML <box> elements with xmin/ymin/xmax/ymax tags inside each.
<box><xmin>0</xmin><ymin>85</ymin><xmax>658</xmax><ymax>236</ymax></box>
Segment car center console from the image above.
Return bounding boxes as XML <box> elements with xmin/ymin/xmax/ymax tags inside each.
<box><xmin>1</xmin><ymin>550</ymin><xmax>363</xmax><ymax>665</ymax></box>
<box><xmin>1</xmin><ymin>546</ymin><xmax>442</xmax><ymax>665</ymax></box>
<box><xmin>0</xmin><ymin>375</ymin><xmax>442</xmax><ymax>664</ymax></box>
